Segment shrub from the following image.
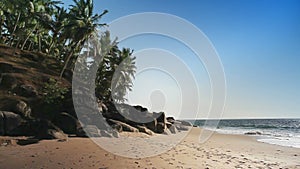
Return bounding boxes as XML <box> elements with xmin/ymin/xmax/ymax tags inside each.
<box><xmin>42</xmin><ymin>78</ymin><xmax>68</xmax><ymax>104</ymax></box>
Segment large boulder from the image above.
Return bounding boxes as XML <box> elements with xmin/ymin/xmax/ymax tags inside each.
<box><xmin>155</xmin><ymin>112</ymin><xmax>166</xmax><ymax>124</ymax></box>
<box><xmin>133</xmin><ymin>105</ymin><xmax>148</xmax><ymax>112</ymax></box>
<box><xmin>168</xmin><ymin>124</ymin><xmax>178</xmax><ymax>134</ymax></box>
<box><xmin>154</xmin><ymin>112</ymin><xmax>167</xmax><ymax>133</ymax></box>
<box><xmin>144</xmin><ymin>118</ymin><xmax>157</xmax><ymax>132</ymax></box>
<box><xmin>33</xmin><ymin>119</ymin><xmax>67</xmax><ymax>140</ymax></box>
<box><xmin>0</xmin><ymin>111</ymin><xmax>24</xmax><ymax>135</ymax></box>
<box><xmin>53</xmin><ymin>112</ymin><xmax>82</xmax><ymax>135</ymax></box>
<box><xmin>156</xmin><ymin>122</ymin><xmax>166</xmax><ymax>134</ymax></box>
<box><xmin>166</xmin><ymin>117</ymin><xmax>175</xmax><ymax>124</ymax></box>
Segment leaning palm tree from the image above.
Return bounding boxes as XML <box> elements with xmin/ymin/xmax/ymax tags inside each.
<box><xmin>59</xmin><ymin>0</ymin><xmax>108</xmax><ymax>78</ymax></box>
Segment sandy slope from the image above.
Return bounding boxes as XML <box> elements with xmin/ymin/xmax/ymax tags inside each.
<box><xmin>0</xmin><ymin>127</ymin><xmax>299</xmax><ymax>169</ymax></box>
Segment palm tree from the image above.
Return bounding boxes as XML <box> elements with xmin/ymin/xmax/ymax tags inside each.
<box><xmin>94</xmin><ymin>31</ymin><xmax>136</xmax><ymax>102</ymax></box>
<box><xmin>59</xmin><ymin>0</ymin><xmax>108</xmax><ymax>78</ymax></box>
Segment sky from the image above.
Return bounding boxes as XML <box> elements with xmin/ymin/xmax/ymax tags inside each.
<box><xmin>64</xmin><ymin>0</ymin><xmax>300</xmax><ymax>119</ymax></box>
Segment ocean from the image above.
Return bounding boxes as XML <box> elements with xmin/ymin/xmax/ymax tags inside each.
<box><xmin>191</xmin><ymin>119</ymin><xmax>300</xmax><ymax>148</ymax></box>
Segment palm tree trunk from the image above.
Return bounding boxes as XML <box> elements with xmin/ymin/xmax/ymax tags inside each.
<box><xmin>38</xmin><ymin>34</ymin><xmax>41</xmax><ymax>52</ymax></box>
<box><xmin>59</xmin><ymin>41</ymin><xmax>81</xmax><ymax>79</ymax></box>
<box><xmin>9</xmin><ymin>12</ymin><xmax>21</xmax><ymax>46</ymax></box>
<box><xmin>28</xmin><ymin>41</ymin><xmax>33</xmax><ymax>50</ymax></box>
<box><xmin>21</xmin><ymin>25</ymin><xmax>37</xmax><ymax>50</ymax></box>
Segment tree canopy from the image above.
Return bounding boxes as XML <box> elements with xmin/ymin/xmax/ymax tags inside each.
<box><xmin>0</xmin><ymin>0</ymin><xmax>136</xmax><ymax>103</ymax></box>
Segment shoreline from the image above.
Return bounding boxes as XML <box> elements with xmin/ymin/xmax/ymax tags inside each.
<box><xmin>1</xmin><ymin>127</ymin><xmax>299</xmax><ymax>168</ymax></box>
<box><xmin>204</xmin><ymin>127</ymin><xmax>300</xmax><ymax>149</ymax></box>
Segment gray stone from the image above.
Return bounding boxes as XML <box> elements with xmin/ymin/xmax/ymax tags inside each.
<box><xmin>168</xmin><ymin>125</ymin><xmax>178</xmax><ymax>134</ymax></box>
<box><xmin>53</xmin><ymin>112</ymin><xmax>81</xmax><ymax>134</ymax></box>
<box><xmin>176</xmin><ymin>125</ymin><xmax>190</xmax><ymax>131</ymax></box>
<box><xmin>1</xmin><ymin>111</ymin><xmax>24</xmax><ymax>135</ymax></box>
<box><xmin>83</xmin><ymin>125</ymin><xmax>101</xmax><ymax>137</ymax></box>
<box><xmin>47</xmin><ymin>129</ymin><xmax>68</xmax><ymax>141</ymax></box>
<box><xmin>112</xmin><ymin>130</ymin><xmax>120</xmax><ymax>138</ymax></box>
<box><xmin>156</xmin><ymin>122</ymin><xmax>166</xmax><ymax>134</ymax></box>
<box><xmin>100</xmin><ymin>130</ymin><xmax>113</xmax><ymax>138</ymax></box>
<box><xmin>14</xmin><ymin>100</ymin><xmax>31</xmax><ymax>118</ymax></box>
<box><xmin>145</xmin><ymin>118</ymin><xmax>157</xmax><ymax>132</ymax></box>
<box><xmin>107</xmin><ymin>119</ymin><xmax>139</xmax><ymax>133</ymax></box>
<box><xmin>0</xmin><ymin>112</ymin><xmax>4</xmax><ymax>135</ymax></box>
<box><xmin>166</xmin><ymin>121</ymin><xmax>172</xmax><ymax>128</ymax></box>
<box><xmin>136</xmin><ymin>125</ymin><xmax>154</xmax><ymax>135</ymax></box>
<box><xmin>166</xmin><ymin>117</ymin><xmax>175</xmax><ymax>124</ymax></box>
<box><xmin>162</xmin><ymin>128</ymin><xmax>172</xmax><ymax>135</ymax></box>
<box><xmin>178</xmin><ymin>120</ymin><xmax>193</xmax><ymax>127</ymax></box>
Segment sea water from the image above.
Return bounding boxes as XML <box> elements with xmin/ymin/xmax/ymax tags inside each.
<box><xmin>192</xmin><ymin>119</ymin><xmax>300</xmax><ymax>148</ymax></box>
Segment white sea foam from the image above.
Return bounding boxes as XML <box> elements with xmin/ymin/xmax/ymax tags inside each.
<box><xmin>257</xmin><ymin>136</ymin><xmax>300</xmax><ymax>148</ymax></box>
<box><xmin>203</xmin><ymin>126</ymin><xmax>300</xmax><ymax>148</ymax></box>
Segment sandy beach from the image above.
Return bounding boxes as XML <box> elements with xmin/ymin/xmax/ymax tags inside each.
<box><xmin>0</xmin><ymin>127</ymin><xmax>299</xmax><ymax>169</ymax></box>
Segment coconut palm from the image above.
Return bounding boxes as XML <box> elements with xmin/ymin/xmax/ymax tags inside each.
<box><xmin>94</xmin><ymin>31</ymin><xmax>136</xmax><ymax>102</ymax></box>
<box><xmin>59</xmin><ymin>0</ymin><xmax>108</xmax><ymax>78</ymax></box>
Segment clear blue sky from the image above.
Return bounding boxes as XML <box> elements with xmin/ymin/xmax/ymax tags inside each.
<box><xmin>64</xmin><ymin>0</ymin><xmax>300</xmax><ymax>119</ymax></box>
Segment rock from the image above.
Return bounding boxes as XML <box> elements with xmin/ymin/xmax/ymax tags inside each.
<box><xmin>156</xmin><ymin>122</ymin><xmax>166</xmax><ymax>134</ymax></box>
<box><xmin>0</xmin><ymin>111</ymin><xmax>24</xmax><ymax>135</ymax></box>
<box><xmin>100</xmin><ymin>130</ymin><xmax>113</xmax><ymax>138</ymax></box>
<box><xmin>144</xmin><ymin>118</ymin><xmax>157</xmax><ymax>132</ymax></box>
<box><xmin>97</xmin><ymin>100</ymin><xmax>108</xmax><ymax>113</ymax></box>
<box><xmin>0</xmin><ymin>73</ymin><xmax>18</xmax><ymax>90</ymax></box>
<box><xmin>245</xmin><ymin>131</ymin><xmax>262</xmax><ymax>135</ymax></box>
<box><xmin>178</xmin><ymin>120</ymin><xmax>193</xmax><ymax>127</ymax></box>
<box><xmin>53</xmin><ymin>112</ymin><xmax>82</xmax><ymax>135</ymax></box>
<box><xmin>168</xmin><ymin>125</ymin><xmax>178</xmax><ymax>134</ymax></box>
<box><xmin>17</xmin><ymin>138</ymin><xmax>40</xmax><ymax>146</ymax></box>
<box><xmin>112</xmin><ymin>130</ymin><xmax>120</xmax><ymax>138</ymax></box>
<box><xmin>163</xmin><ymin>128</ymin><xmax>172</xmax><ymax>135</ymax></box>
<box><xmin>166</xmin><ymin>121</ymin><xmax>172</xmax><ymax>128</ymax></box>
<box><xmin>76</xmin><ymin>127</ymin><xmax>87</xmax><ymax>137</ymax></box>
<box><xmin>133</xmin><ymin>105</ymin><xmax>148</xmax><ymax>112</ymax></box>
<box><xmin>166</xmin><ymin>117</ymin><xmax>175</xmax><ymax>124</ymax></box>
<box><xmin>47</xmin><ymin>129</ymin><xmax>68</xmax><ymax>141</ymax></box>
<box><xmin>34</xmin><ymin>119</ymin><xmax>67</xmax><ymax>140</ymax></box>
<box><xmin>16</xmin><ymin>138</ymin><xmax>40</xmax><ymax>145</ymax></box>
<box><xmin>155</xmin><ymin>112</ymin><xmax>166</xmax><ymax>124</ymax></box>
<box><xmin>154</xmin><ymin>112</ymin><xmax>167</xmax><ymax>133</ymax></box>
<box><xmin>14</xmin><ymin>84</ymin><xmax>38</xmax><ymax>97</ymax></box>
<box><xmin>0</xmin><ymin>112</ymin><xmax>4</xmax><ymax>135</ymax></box>
<box><xmin>136</xmin><ymin>125</ymin><xmax>154</xmax><ymax>135</ymax></box>
<box><xmin>176</xmin><ymin>125</ymin><xmax>190</xmax><ymax>131</ymax></box>
<box><xmin>13</xmin><ymin>100</ymin><xmax>31</xmax><ymax>118</ymax></box>
<box><xmin>107</xmin><ymin>119</ymin><xmax>139</xmax><ymax>133</ymax></box>
<box><xmin>82</xmin><ymin>125</ymin><xmax>101</xmax><ymax>137</ymax></box>
<box><xmin>110</xmin><ymin>123</ymin><xmax>122</xmax><ymax>132</ymax></box>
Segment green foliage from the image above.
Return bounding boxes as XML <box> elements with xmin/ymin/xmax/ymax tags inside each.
<box><xmin>42</xmin><ymin>78</ymin><xmax>68</xmax><ymax>104</ymax></box>
<box><xmin>94</xmin><ymin>32</ymin><xmax>136</xmax><ymax>103</ymax></box>
<box><xmin>1</xmin><ymin>0</ymin><xmax>136</xmax><ymax>103</ymax></box>
<box><xmin>0</xmin><ymin>0</ymin><xmax>107</xmax><ymax>71</ymax></box>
